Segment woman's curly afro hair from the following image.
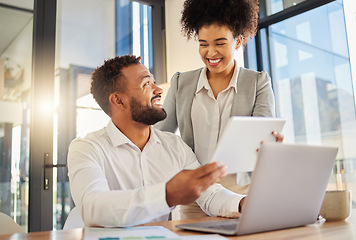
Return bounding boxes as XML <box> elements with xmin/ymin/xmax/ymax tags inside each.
<box><xmin>180</xmin><ymin>0</ymin><xmax>259</xmax><ymax>44</ymax></box>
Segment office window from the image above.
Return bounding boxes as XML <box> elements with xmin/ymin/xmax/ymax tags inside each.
<box><xmin>116</xmin><ymin>0</ymin><xmax>165</xmax><ymax>83</ymax></box>
<box><xmin>118</xmin><ymin>1</ymin><xmax>153</xmax><ymax>70</ymax></box>
<box><xmin>266</xmin><ymin>0</ymin><xmax>308</xmax><ymax>15</ymax></box>
<box><xmin>254</xmin><ymin>0</ymin><xmax>356</xmax><ymax>207</ymax></box>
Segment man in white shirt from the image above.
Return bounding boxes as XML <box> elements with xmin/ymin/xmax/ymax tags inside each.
<box><xmin>67</xmin><ymin>55</ymin><xmax>245</xmax><ymax>227</ymax></box>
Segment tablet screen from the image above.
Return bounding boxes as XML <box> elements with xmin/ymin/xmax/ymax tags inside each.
<box><xmin>211</xmin><ymin>116</ymin><xmax>286</xmax><ymax>173</ymax></box>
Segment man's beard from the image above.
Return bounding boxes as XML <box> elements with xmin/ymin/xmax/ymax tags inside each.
<box><xmin>129</xmin><ymin>95</ymin><xmax>167</xmax><ymax>125</ymax></box>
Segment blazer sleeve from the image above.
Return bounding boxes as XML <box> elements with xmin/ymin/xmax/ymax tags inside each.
<box><xmin>154</xmin><ymin>72</ymin><xmax>180</xmax><ymax>133</ymax></box>
<box><xmin>252</xmin><ymin>71</ymin><xmax>275</xmax><ymax>117</ymax></box>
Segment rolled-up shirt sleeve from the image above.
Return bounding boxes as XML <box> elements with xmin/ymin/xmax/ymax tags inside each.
<box><xmin>196</xmin><ymin>184</ymin><xmax>245</xmax><ymax>218</ymax></box>
<box><xmin>67</xmin><ymin>138</ymin><xmax>171</xmax><ymax>227</ymax></box>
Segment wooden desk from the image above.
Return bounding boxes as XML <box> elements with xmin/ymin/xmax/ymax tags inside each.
<box><xmin>141</xmin><ymin>212</ymin><xmax>356</xmax><ymax>239</ymax></box>
<box><xmin>2</xmin><ymin>209</ymin><xmax>355</xmax><ymax>240</ymax></box>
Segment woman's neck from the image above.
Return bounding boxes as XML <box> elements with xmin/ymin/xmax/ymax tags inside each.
<box><xmin>207</xmin><ymin>62</ymin><xmax>235</xmax><ymax>99</ymax></box>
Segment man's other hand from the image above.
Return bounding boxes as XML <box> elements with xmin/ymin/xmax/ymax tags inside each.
<box><xmin>165</xmin><ymin>162</ymin><xmax>227</xmax><ymax>207</ymax></box>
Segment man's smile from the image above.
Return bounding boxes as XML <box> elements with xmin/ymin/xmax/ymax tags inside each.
<box><xmin>151</xmin><ymin>95</ymin><xmax>163</xmax><ymax>107</ymax></box>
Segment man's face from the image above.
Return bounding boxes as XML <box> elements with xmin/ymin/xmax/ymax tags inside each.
<box><xmin>121</xmin><ymin>63</ymin><xmax>167</xmax><ymax>125</ymax></box>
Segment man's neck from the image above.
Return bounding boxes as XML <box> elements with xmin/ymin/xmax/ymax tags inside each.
<box><xmin>112</xmin><ymin>119</ymin><xmax>151</xmax><ymax>151</ymax></box>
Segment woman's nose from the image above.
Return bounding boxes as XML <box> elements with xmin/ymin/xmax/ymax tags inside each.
<box><xmin>207</xmin><ymin>46</ymin><xmax>217</xmax><ymax>56</ymax></box>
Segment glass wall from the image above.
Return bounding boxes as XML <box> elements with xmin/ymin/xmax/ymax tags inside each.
<box><xmin>266</xmin><ymin>1</ymin><xmax>356</xmax><ymax>205</ymax></box>
<box><xmin>0</xmin><ymin>1</ymin><xmax>33</xmax><ymax>232</ymax></box>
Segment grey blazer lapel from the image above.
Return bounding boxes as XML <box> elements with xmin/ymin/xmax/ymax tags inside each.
<box><xmin>176</xmin><ymin>68</ymin><xmax>202</xmax><ymax>151</ymax></box>
<box><xmin>231</xmin><ymin>68</ymin><xmax>257</xmax><ymax>116</ymax></box>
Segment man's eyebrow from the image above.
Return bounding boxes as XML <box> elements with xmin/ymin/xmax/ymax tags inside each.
<box><xmin>141</xmin><ymin>74</ymin><xmax>154</xmax><ymax>81</ymax></box>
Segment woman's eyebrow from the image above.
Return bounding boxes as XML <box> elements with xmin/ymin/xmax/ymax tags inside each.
<box><xmin>215</xmin><ymin>38</ymin><xmax>228</xmax><ymax>41</ymax></box>
<box><xmin>198</xmin><ymin>38</ymin><xmax>227</xmax><ymax>42</ymax></box>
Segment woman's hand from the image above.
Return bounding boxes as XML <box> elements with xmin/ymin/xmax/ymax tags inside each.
<box><xmin>257</xmin><ymin>131</ymin><xmax>284</xmax><ymax>152</ymax></box>
<box><xmin>272</xmin><ymin>131</ymin><xmax>284</xmax><ymax>142</ymax></box>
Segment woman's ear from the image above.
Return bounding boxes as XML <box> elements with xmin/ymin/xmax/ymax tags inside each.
<box><xmin>235</xmin><ymin>35</ymin><xmax>243</xmax><ymax>50</ymax></box>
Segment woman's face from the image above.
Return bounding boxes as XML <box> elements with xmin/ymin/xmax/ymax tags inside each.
<box><xmin>198</xmin><ymin>24</ymin><xmax>242</xmax><ymax>76</ymax></box>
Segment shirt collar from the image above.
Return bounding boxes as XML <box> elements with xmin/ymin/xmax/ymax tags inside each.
<box><xmin>195</xmin><ymin>60</ymin><xmax>240</xmax><ymax>94</ymax></box>
<box><xmin>106</xmin><ymin>120</ymin><xmax>162</xmax><ymax>148</ymax></box>
<box><xmin>147</xmin><ymin>127</ymin><xmax>162</xmax><ymax>145</ymax></box>
<box><xmin>196</xmin><ymin>67</ymin><xmax>210</xmax><ymax>94</ymax></box>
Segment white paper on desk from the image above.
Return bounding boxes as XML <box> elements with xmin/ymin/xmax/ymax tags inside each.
<box><xmin>179</xmin><ymin>234</ymin><xmax>229</xmax><ymax>239</ymax></box>
<box><xmin>84</xmin><ymin>226</ymin><xmax>180</xmax><ymax>240</ymax></box>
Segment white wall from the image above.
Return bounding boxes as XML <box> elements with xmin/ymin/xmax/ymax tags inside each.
<box><xmin>164</xmin><ymin>0</ymin><xmax>203</xmax><ymax>81</ymax></box>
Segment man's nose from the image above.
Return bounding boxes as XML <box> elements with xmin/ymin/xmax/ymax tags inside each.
<box><xmin>153</xmin><ymin>84</ymin><xmax>163</xmax><ymax>95</ymax></box>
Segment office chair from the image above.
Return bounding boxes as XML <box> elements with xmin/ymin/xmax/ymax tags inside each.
<box><xmin>63</xmin><ymin>207</ymin><xmax>85</xmax><ymax>230</ymax></box>
<box><xmin>0</xmin><ymin>212</ymin><xmax>25</xmax><ymax>235</ymax></box>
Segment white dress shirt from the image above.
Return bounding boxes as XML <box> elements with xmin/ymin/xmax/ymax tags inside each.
<box><xmin>191</xmin><ymin>62</ymin><xmax>239</xmax><ymax>165</ymax></box>
<box><xmin>68</xmin><ymin>120</ymin><xmax>244</xmax><ymax>227</ymax></box>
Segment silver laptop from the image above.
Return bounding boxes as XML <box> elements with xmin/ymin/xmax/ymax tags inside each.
<box><xmin>176</xmin><ymin>143</ymin><xmax>338</xmax><ymax>235</ymax></box>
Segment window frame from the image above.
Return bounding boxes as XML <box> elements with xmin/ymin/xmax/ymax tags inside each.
<box><xmin>246</xmin><ymin>0</ymin><xmax>336</xmax><ymax>72</ymax></box>
<box><xmin>116</xmin><ymin>0</ymin><xmax>166</xmax><ymax>84</ymax></box>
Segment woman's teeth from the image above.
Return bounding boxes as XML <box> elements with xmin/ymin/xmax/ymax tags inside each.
<box><xmin>209</xmin><ymin>59</ymin><xmax>221</xmax><ymax>64</ymax></box>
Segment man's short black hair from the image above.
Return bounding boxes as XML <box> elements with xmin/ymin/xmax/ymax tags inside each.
<box><xmin>90</xmin><ymin>55</ymin><xmax>141</xmax><ymax>116</ymax></box>
<box><xmin>181</xmin><ymin>0</ymin><xmax>259</xmax><ymax>43</ymax></box>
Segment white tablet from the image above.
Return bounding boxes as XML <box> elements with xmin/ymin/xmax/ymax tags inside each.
<box><xmin>212</xmin><ymin>116</ymin><xmax>286</xmax><ymax>173</ymax></box>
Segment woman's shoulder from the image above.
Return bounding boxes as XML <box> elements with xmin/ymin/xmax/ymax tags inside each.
<box><xmin>173</xmin><ymin>67</ymin><xmax>203</xmax><ymax>79</ymax></box>
<box><xmin>238</xmin><ymin>67</ymin><xmax>270</xmax><ymax>81</ymax></box>
<box><xmin>239</xmin><ymin>67</ymin><xmax>268</xmax><ymax>75</ymax></box>
<box><xmin>181</xmin><ymin>67</ymin><xmax>203</xmax><ymax>75</ymax></box>
<box><xmin>170</xmin><ymin>67</ymin><xmax>203</xmax><ymax>86</ymax></box>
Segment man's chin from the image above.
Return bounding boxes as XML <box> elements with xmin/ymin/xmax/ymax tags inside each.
<box><xmin>152</xmin><ymin>110</ymin><xmax>167</xmax><ymax>125</ymax></box>
<box><xmin>132</xmin><ymin>109</ymin><xmax>167</xmax><ymax>126</ymax></box>
<box><xmin>154</xmin><ymin>109</ymin><xmax>167</xmax><ymax>124</ymax></box>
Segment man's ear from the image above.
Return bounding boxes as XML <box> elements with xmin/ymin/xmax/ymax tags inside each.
<box><xmin>109</xmin><ymin>92</ymin><xmax>127</xmax><ymax>110</ymax></box>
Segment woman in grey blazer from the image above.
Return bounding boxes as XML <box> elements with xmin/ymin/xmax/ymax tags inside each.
<box><xmin>156</xmin><ymin>0</ymin><xmax>283</xmax><ymax>219</ymax></box>
<box><xmin>156</xmin><ymin>67</ymin><xmax>276</xmax><ymax>152</ymax></box>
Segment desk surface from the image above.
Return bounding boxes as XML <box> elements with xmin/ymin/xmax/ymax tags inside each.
<box><xmin>1</xmin><ymin>209</ymin><xmax>355</xmax><ymax>240</ymax></box>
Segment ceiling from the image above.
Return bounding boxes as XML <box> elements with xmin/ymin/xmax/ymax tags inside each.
<box><xmin>0</xmin><ymin>0</ymin><xmax>33</xmax><ymax>56</ymax></box>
